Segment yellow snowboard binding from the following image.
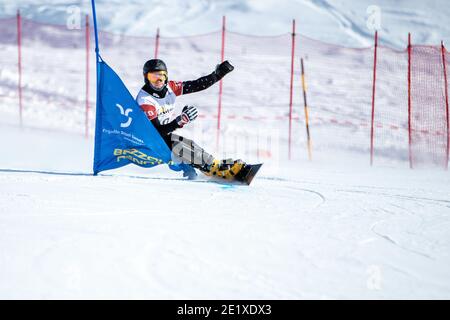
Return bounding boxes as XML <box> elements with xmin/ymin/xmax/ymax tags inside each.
<box><xmin>203</xmin><ymin>158</ymin><xmax>245</xmax><ymax>180</ymax></box>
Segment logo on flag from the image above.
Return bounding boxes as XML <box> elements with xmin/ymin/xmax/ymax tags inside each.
<box><xmin>115</xmin><ymin>103</ymin><xmax>133</xmax><ymax>128</ymax></box>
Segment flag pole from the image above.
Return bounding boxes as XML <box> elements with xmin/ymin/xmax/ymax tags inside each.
<box><xmin>90</xmin><ymin>0</ymin><xmax>102</xmax><ymax>175</ymax></box>
<box><xmin>90</xmin><ymin>0</ymin><xmax>100</xmax><ymax>63</ymax></box>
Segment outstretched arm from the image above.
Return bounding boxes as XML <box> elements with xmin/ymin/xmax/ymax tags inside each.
<box><xmin>176</xmin><ymin>61</ymin><xmax>234</xmax><ymax>95</ymax></box>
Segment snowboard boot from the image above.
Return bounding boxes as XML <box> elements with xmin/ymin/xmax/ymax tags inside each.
<box><xmin>169</xmin><ymin>134</ymin><xmax>247</xmax><ymax>180</ymax></box>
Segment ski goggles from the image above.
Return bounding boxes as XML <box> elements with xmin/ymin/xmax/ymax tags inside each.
<box><xmin>147</xmin><ymin>71</ymin><xmax>167</xmax><ymax>80</ymax></box>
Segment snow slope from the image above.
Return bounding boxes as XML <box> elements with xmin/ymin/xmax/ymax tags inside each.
<box><xmin>1</xmin><ymin>0</ymin><xmax>449</xmax><ymax>48</ymax></box>
<box><xmin>1</xmin><ymin>0</ymin><xmax>450</xmax><ymax>299</ymax></box>
<box><xmin>1</xmin><ymin>123</ymin><xmax>450</xmax><ymax>299</ymax></box>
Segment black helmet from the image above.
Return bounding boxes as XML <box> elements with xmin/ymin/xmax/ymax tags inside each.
<box><xmin>143</xmin><ymin>59</ymin><xmax>167</xmax><ymax>75</ymax></box>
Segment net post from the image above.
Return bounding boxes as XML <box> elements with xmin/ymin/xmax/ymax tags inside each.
<box><xmin>85</xmin><ymin>14</ymin><xmax>90</xmax><ymax>138</ymax></box>
<box><xmin>154</xmin><ymin>27</ymin><xmax>160</xmax><ymax>59</ymax></box>
<box><xmin>300</xmin><ymin>58</ymin><xmax>312</xmax><ymax>161</ymax></box>
<box><xmin>370</xmin><ymin>30</ymin><xmax>378</xmax><ymax>166</ymax></box>
<box><xmin>407</xmin><ymin>33</ymin><xmax>413</xmax><ymax>169</ymax></box>
<box><xmin>441</xmin><ymin>41</ymin><xmax>449</xmax><ymax>170</ymax></box>
<box><xmin>216</xmin><ymin>15</ymin><xmax>226</xmax><ymax>151</ymax></box>
<box><xmin>288</xmin><ymin>19</ymin><xmax>296</xmax><ymax>160</ymax></box>
<box><xmin>17</xmin><ymin>9</ymin><xmax>23</xmax><ymax>127</ymax></box>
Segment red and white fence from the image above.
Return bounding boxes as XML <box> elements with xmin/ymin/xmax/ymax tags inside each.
<box><xmin>0</xmin><ymin>12</ymin><xmax>448</xmax><ymax>168</ymax></box>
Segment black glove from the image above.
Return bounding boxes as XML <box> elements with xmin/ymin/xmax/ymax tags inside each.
<box><xmin>215</xmin><ymin>60</ymin><xmax>234</xmax><ymax>80</ymax></box>
<box><xmin>176</xmin><ymin>105</ymin><xmax>198</xmax><ymax>127</ymax></box>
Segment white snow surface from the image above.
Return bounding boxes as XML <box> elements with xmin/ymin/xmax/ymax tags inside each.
<box><xmin>0</xmin><ymin>0</ymin><xmax>450</xmax><ymax>299</ymax></box>
<box><xmin>0</xmin><ymin>124</ymin><xmax>449</xmax><ymax>299</ymax></box>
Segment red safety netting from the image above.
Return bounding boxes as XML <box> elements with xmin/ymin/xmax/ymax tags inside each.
<box><xmin>446</xmin><ymin>49</ymin><xmax>450</xmax><ymax>168</ymax></box>
<box><xmin>373</xmin><ymin>46</ymin><xmax>409</xmax><ymax>164</ymax></box>
<box><xmin>1</xmin><ymin>15</ymin><xmax>449</xmax><ymax>168</ymax></box>
<box><xmin>0</xmin><ymin>17</ymin><xmax>24</xmax><ymax>121</ymax></box>
<box><xmin>98</xmin><ymin>29</ymin><xmax>157</xmax><ymax>98</ymax></box>
<box><xmin>295</xmin><ymin>35</ymin><xmax>374</xmax><ymax>159</ymax></box>
<box><xmin>0</xmin><ymin>18</ymin><xmax>89</xmax><ymax>132</ymax></box>
<box><xmin>410</xmin><ymin>45</ymin><xmax>448</xmax><ymax>168</ymax></box>
<box><xmin>218</xmin><ymin>31</ymin><xmax>293</xmax><ymax>160</ymax></box>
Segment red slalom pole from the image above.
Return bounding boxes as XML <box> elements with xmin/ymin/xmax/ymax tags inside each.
<box><xmin>408</xmin><ymin>33</ymin><xmax>413</xmax><ymax>169</ymax></box>
<box><xmin>216</xmin><ymin>16</ymin><xmax>226</xmax><ymax>151</ymax></box>
<box><xmin>85</xmin><ymin>14</ymin><xmax>90</xmax><ymax>138</ymax></box>
<box><xmin>288</xmin><ymin>19</ymin><xmax>296</xmax><ymax>160</ymax></box>
<box><xmin>370</xmin><ymin>31</ymin><xmax>378</xmax><ymax>166</ymax></box>
<box><xmin>17</xmin><ymin>10</ymin><xmax>23</xmax><ymax>127</ymax></box>
<box><xmin>442</xmin><ymin>41</ymin><xmax>449</xmax><ymax>170</ymax></box>
<box><xmin>154</xmin><ymin>27</ymin><xmax>160</xmax><ymax>59</ymax></box>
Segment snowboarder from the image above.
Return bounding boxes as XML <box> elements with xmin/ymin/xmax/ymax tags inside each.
<box><xmin>136</xmin><ymin>58</ymin><xmax>252</xmax><ymax>181</ymax></box>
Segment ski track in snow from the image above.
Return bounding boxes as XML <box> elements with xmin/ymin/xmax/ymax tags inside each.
<box><xmin>303</xmin><ymin>0</ymin><xmax>374</xmax><ymax>47</ymax></box>
<box><xmin>1</xmin><ymin>135</ymin><xmax>449</xmax><ymax>299</ymax></box>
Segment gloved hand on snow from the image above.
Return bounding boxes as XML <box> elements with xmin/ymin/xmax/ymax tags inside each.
<box><xmin>177</xmin><ymin>105</ymin><xmax>198</xmax><ymax>127</ymax></box>
<box><xmin>215</xmin><ymin>60</ymin><xmax>234</xmax><ymax>80</ymax></box>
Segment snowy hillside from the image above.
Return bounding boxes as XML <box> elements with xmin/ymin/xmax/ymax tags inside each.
<box><xmin>1</xmin><ymin>0</ymin><xmax>450</xmax><ymax>48</ymax></box>
<box><xmin>0</xmin><ymin>0</ymin><xmax>450</xmax><ymax>299</ymax></box>
<box><xmin>1</xmin><ymin>125</ymin><xmax>450</xmax><ymax>299</ymax></box>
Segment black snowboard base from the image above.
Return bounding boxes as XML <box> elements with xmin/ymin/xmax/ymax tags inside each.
<box><xmin>234</xmin><ymin>163</ymin><xmax>263</xmax><ymax>185</ymax></box>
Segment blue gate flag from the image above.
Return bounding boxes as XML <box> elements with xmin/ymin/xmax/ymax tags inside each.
<box><xmin>93</xmin><ymin>59</ymin><xmax>192</xmax><ymax>175</ymax></box>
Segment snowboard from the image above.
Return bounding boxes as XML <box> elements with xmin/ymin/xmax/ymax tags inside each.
<box><xmin>233</xmin><ymin>163</ymin><xmax>263</xmax><ymax>185</ymax></box>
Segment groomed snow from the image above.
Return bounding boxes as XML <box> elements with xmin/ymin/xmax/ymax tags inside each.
<box><xmin>0</xmin><ymin>125</ymin><xmax>449</xmax><ymax>299</ymax></box>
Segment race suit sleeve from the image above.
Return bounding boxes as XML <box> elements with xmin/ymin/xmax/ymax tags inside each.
<box><xmin>168</xmin><ymin>72</ymin><xmax>221</xmax><ymax>96</ymax></box>
<box><xmin>140</xmin><ymin>103</ymin><xmax>181</xmax><ymax>136</ymax></box>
